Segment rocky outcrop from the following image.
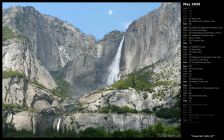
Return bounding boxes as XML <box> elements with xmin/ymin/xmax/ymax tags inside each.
<box><xmin>3</xmin><ymin>77</ymin><xmax>28</xmax><ymax>106</ymax></box>
<box><xmin>2</xmin><ymin>76</ymin><xmax>61</xmax><ymax>111</ymax></box>
<box><xmin>3</xmin><ymin>39</ymin><xmax>56</xmax><ymax>89</ymax></box>
<box><xmin>2</xmin><ymin>38</ymin><xmax>61</xmax><ymax>110</ymax></box>
<box><xmin>5</xmin><ymin>111</ymin><xmax>36</xmax><ymax>133</ymax></box>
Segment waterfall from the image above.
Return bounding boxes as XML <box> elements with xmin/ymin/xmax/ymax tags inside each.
<box><xmin>56</xmin><ymin>118</ymin><xmax>61</xmax><ymax>132</ymax></box>
<box><xmin>107</xmin><ymin>36</ymin><xmax>125</xmax><ymax>85</ymax></box>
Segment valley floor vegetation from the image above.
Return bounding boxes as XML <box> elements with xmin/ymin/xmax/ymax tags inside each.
<box><xmin>3</xmin><ymin>122</ymin><xmax>180</xmax><ymax>138</ymax></box>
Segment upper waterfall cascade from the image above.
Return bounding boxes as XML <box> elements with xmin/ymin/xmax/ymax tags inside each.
<box><xmin>107</xmin><ymin>36</ymin><xmax>125</xmax><ymax>85</ymax></box>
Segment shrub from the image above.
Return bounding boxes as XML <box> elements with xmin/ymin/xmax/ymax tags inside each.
<box><xmin>100</xmin><ymin>105</ymin><xmax>156</xmax><ymax>114</ymax></box>
<box><xmin>55</xmin><ymin>80</ymin><xmax>71</xmax><ymax>95</ymax></box>
<box><xmin>152</xmin><ymin>80</ymin><xmax>172</xmax><ymax>88</ymax></box>
<box><xmin>112</xmin><ymin>129</ymin><xmax>140</xmax><ymax>138</ymax></box>
<box><xmin>154</xmin><ymin>122</ymin><xmax>164</xmax><ymax>135</ymax></box>
<box><xmin>50</xmin><ymin>71</ymin><xmax>71</xmax><ymax>97</ymax></box>
<box><xmin>100</xmin><ymin>105</ymin><xmax>137</xmax><ymax>114</ymax></box>
<box><xmin>163</xmin><ymin>125</ymin><xmax>180</xmax><ymax>136</ymax></box>
<box><xmin>100</xmin><ymin>106</ymin><xmax>110</xmax><ymax>113</ymax></box>
<box><xmin>3</xmin><ymin>70</ymin><xmax>25</xmax><ymax>79</ymax></box>
<box><xmin>2</xmin><ymin>104</ymin><xmax>28</xmax><ymax>112</ymax></box>
<box><xmin>155</xmin><ymin>100</ymin><xmax>180</xmax><ymax>119</ymax></box>
<box><xmin>122</xmin><ymin>129</ymin><xmax>139</xmax><ymax>137</ymax></box>
<box><xmin>3</xmin><ymin>26</ymin><xmax>24</xmax><ymax>41</ymax></box>
<box><xmin>141</xmin><ymin>126</ymin><xmax>156</xmax><ymax>137</ymax></box>
<box><xmin>112</xmin><ymin>69</ymin><xmax>154</xmax><ymax>92</ymax></box>
<box><xmin>3</xmin><ymin>26</ymin><xmax>16</xmax><ymax>41</ymax></box>
<box><xmin>143</xmin><ymin>94</ymin><xmax>148</xmax><ymax>100</ymax></box>
<box><xmin>141</xmin><ymin>109</ymin><xmax>153</xmax><ymax>114</ymax></box>
<box><xmin>31</xmin><ymin>80</ymin><xmax>48</xmax><ymax>90</ymax></box>
<box><xmin>141</xmin><ymin>122</ymin><xmax>179</xmax><ymax>137</ymax></box>
<box><xmin>121</xmin><ymin>106</ymin><xmax>138</xmax><ymax>113</ymax></box>
<box><xmin>78</xmin><ymin>127</ymin><xmax>108</xmax><ymax>138</ymax></box>
<box><xmin>51</xmin><ymin>88</ymin><xmax>66</xmax><ymax>98</ymax></box>
<box><xmin>111</xmin><ymin>79</ymin><xmax>130</xmax><ymax>89</ymax></box>
<box><xmin>110</xmin><ymin>130</ymin><xmax>123</xmax><ymax>137</ymax></box>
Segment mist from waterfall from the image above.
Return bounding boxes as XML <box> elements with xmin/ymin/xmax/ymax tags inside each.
<box><xmin>107</xmin><ymin>36</ymin><xmax>125</xmax><ymax>85</ymax></box>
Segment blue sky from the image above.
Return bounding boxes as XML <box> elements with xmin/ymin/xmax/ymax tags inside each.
<box><xmin>3</xmin><ymin>2</ymin><xmax>161</xmax><ymax>39</ymax></box>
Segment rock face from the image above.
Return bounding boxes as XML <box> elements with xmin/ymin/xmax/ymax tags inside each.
<box><xmin>2</xmin><ymin>76</ymin><xmax>61</xmax><ymax>111</ymax></box>
<box><xmin>3</xmin><ymin>6</ymin><xmax>96</xmax><ymax>71</ymax></box>
<box><xmin>120</xmin><ymin>3</ymin><xmax>181</xmax><ymax>76</ymax></box>
<box><xmin>63</xmin><ymin>113</ymin><xmax>157</xmax><ymax>132</ymax></box>
<box><xmin>2</xmin><ymin>3</ymin><xmax>181</xmax><ymax>135</ymax></box>
<box><xmin>3</xmin><ymin>110</ymin><xmax>158</xmax><ymax>134</ymax></box>
<box><xmin>3</xmin><ymin>6</ymin><xmax>97</xmax><ymax>96</ymax></box>
<box><xmin>3</xmin><ymin>77</ymin><xmax>28</xmax><ymax>106</ymax></box>
<box><xmin>2</xmin><ymin>39</ymin><xmax>56</xmax><ymax>89</ymax></box>
<box><xmin>5</xmin><ymin>111</ymin><xmax>36</xmax><ymax>133</ymax></box>
<box><xmin>2</xmin><ymin>39</ymin><xmax>61</xmax><ymax>111</ymax></box>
